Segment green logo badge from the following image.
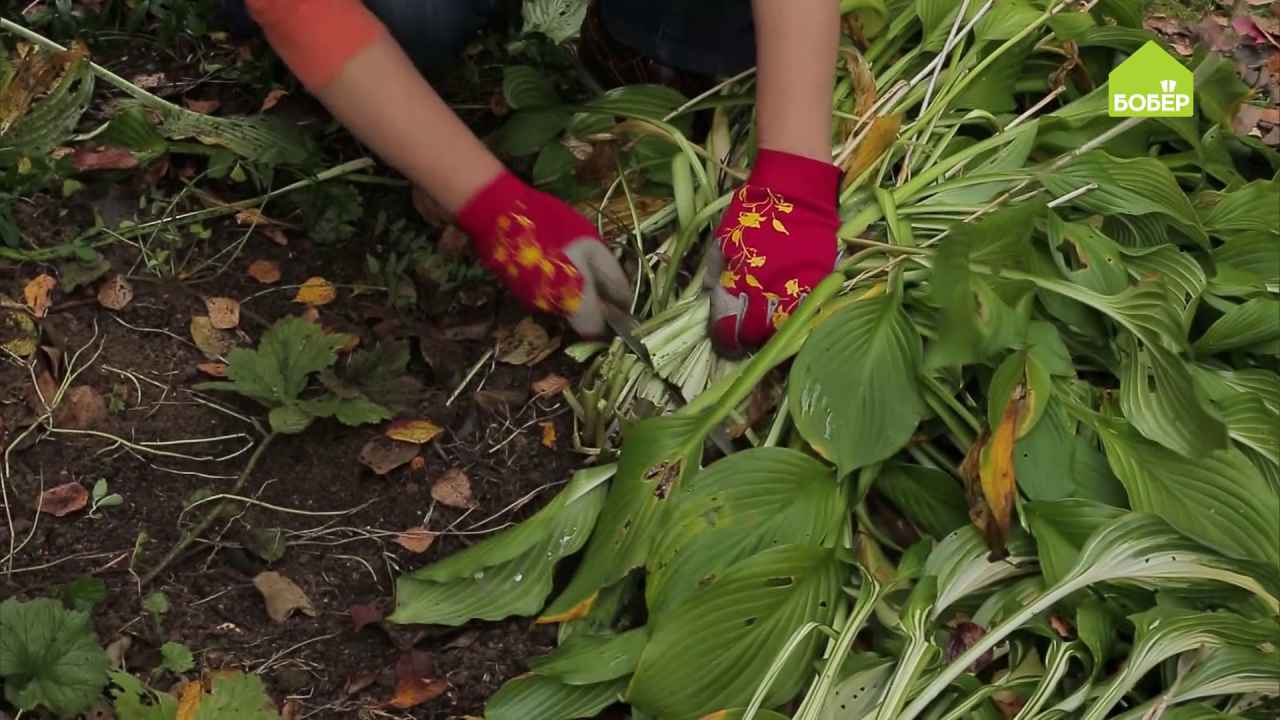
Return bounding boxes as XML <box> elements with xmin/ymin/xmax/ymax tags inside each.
<box><xmin>1109</xmin><ymin>41</ymin><xmax>1194</xmax><ymax>117</ymax></box>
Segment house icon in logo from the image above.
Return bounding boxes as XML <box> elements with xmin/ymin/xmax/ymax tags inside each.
<box><xmin>1109</xmin><ymin>41</ymin><xmax>1195</xmax><ymax>118</ymax></box>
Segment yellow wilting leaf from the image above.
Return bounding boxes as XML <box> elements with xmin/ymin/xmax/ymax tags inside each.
<box><xmin>293</xmin><ymin>276</ymin><xmax>336</xmax><ymax>306</ymax></box>
<box><xmin>385</xmin><ymin>419</ymin><xmax>443</xmax><ymax>444</ymax></box>
<box><xmin>842</xmin><ymin>113</ymin><xmax>903</xmax><ymax>190</ymax></box>
<box><xmin>536</xmin><ymin>592</ymin><xmax>597</xmax><ymax>625</ymax></box>
<box><xmin>23</xmin><ymin>274</ymin><xmax>56</xmax><ymax>318</ymax></box>
<box><xmin>539</xmin><ymin>421</ymin><xmax>557</xmax><ymax>448</ymax></box>
<box><xmin>175</xmin><ymin>679</ymin><xmax>203</xmax><ymax>720</ymax></box>
<box><xmin>974</xmin><ymin>391</ymin><xmax>1024</xmax><ymax>558</ymax></box>
<box><xmin>771</xmin><ymin>217</ymin><xmax>790</xmax><ymax>235</ymax></box>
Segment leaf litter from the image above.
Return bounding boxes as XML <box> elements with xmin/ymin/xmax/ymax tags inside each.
<box><xmin>96</xmin><ymin>274</ymin><xmax>134</xmax><ymax>310</ymax></box>
<box><xmin>252</xmin><ymin>571</ymin><xmax>316</xmax><ymax>623</ymax></box>
<box><xmin>431</xmin><ymin>467</ymin><xmax>475</xmax><ymax>509</ymax></box>
<box><xmin>38</xmin><ymin>481</ymin><xmax>89</xmax><ymax>517</ymax></box>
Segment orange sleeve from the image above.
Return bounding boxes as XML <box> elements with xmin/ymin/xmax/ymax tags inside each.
<box><xmin>246</xmin><ymin>0</ymin><xmax>388</xmax><ymax>91</ymax></box>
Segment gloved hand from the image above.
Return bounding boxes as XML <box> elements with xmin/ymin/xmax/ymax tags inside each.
<box><xmin>457</xmin><ymin>171</ymin><xmax>631</xmax><ymax>337</ymax></box>
<box><xmin>706</xmin><ymin>149</ymin><xmax>841</xmax><ymax>356</ymax></box>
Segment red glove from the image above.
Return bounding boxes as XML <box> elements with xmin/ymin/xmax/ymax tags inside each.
<box><xmin>457</xmin><ymin>171</ymin><xmax>630</xmax><ymax>337</ymax></box>
<box><xmin>707</xmin><ymin>149</ymin><xmax>842</xmax><ymax>356</ymax></box>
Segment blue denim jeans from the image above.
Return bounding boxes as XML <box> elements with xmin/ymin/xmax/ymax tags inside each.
<box><xmin>222</xmin><ymin>0</ymin><xmax>754</xmax><ymax>77</ymax></box>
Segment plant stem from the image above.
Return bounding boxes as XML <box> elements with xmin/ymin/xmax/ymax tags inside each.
<box><xmin>140</xmin><ymin>432</ymin><xmax>276</xmax><ymax>586</ymax></box>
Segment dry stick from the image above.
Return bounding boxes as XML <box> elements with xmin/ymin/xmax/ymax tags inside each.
<box><xmin>139</xmin><ymin>432</ymin><xmax>277</xmax><ymax>587</ymax></box>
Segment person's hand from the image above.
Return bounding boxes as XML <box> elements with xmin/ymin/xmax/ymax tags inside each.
<box><xmin>457</xmin><ymin>171</ymin><xmax>631</xmax><ymax>337</ymax></box>
<box><xmin>706</xmin><ymin>149</ymin><xmax>841</xmax><ymax>356</ymax></box>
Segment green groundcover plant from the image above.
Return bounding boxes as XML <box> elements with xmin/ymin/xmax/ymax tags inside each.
<box><xmin>390</xmin><ymin>1</ymin><xmax>1280</xmax><ymax>719</ymax></box>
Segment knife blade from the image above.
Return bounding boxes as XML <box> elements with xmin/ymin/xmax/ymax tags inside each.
<box><xmin>602</xmin><ymin>300</ymin><xmax>654</xmax><ymax>367</ymax></box>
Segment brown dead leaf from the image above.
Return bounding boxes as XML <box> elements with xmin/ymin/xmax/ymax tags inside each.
<box><xmin>23</xmin><ymin>274</ymin><xmax>56</xmax><ymax>318</ymax></box>
<box><xmin>358</xmin><ymin>436</ymin><xmax>419</xmax><ymax>475</ymax></box>
<box><xmin>539</xmin><ymin>421</ymin><xmax>557</xmax><ymax>449</ymax></box>
<box><xmin>252</xmin><ymin>571</ymin><xmax>317</xmax><ymax>623</ymax></box>
<box><xmin>190</xmin><ymin>316</ymin><xmax>238</xmax><ymax>358</ymax></box>
<box><xmin>264</xmin><ymin>228</ymin><xmax>289</xmax><ymax>246</ymax></box>
<box><xmin>233</xmin><ymin>208</ymin><xmax>278</xmax><ymax>226</ymax></box>
<box><xmin>55</xmin><ymin>385</ymin><xmax>107</xmax><ymax>430</ymax></box>
<box><xmin>431</xmin><ymin>467</ymin><xmax>474</xmax><ymax>508</ymax></box>
<box><xmin>260</xmin><ymin>88</ymin><xmax>289</xmax><ymax>112</ymax></box>
<box><xmin>496</xmin><ymin>318</ymin><xmax>560</xmax><ymax>366</ymax></box>
<box><xmin>294</xmin><ymin>277</ymin><xmax>337</xmax><ymax>306</ymax></box>
<box><xmin>531</xmin><ymin>373</ymin><xmax>570</xmax><ymax>398</ymax></box>
<box><xmin>196</xmin><ymin>362</ymin><xmax>227</xmax><ymax>378</ymax></box>
<box><xmin>247</xmin><ymin>259</ymin><xmax>281</xmax><ymax>284</ymax></box>
<box><xmin>205</xmin><ymin>297</ymin><xmax>240</xmax><ymax>330</ymax></box>
<box><xmin>182</xmin><ymin>97</ymin><xmax>221</xmax><ymax>114</ymax></box>
<box><xmin>71</xmin><ymin>145</ymin><xmax>139</xmax><ymax>172</ymax></box>
<box><xmin>350</xmin><ymin>602</ymin><xmax>384</xmax><ymax>632</ymax></box>
<box><xmin>96</xmin><ymin>274</ymin><xmax>134</xmax><ymax>310</ymax></box>
<box><xmin>394</xmin><ymin>527</ymin><xmax>436</xmax><ymax>554</ymax></box>
<box><xmin>0</xmin><ymin>42</ymin><xmax>88</xmax><ymax>135</ymax></box>
<box><xmin>842</xmin><ymin>113</ymin><xmax>902</xmax><ymax>189</ymax></box>
<box><xmin>129</xmin><ymin>72</ymin><xmax>166</xmax><ymax>89</ymax></box>
<box><xmin>385</xmin><ymin>419</ymin><xmax>443</xmax><ymax>444</ymax></box>
<box><xmin>389</xmin><ymin>651</ymin><xmax>448</xmax><ymax>709</ymax></box>
<box><xmin>343</xmin><ymin>671</ymin><xmax>378</xmax><ymax>696</ymax></box>
<box><xmin>38</xmin><ymin>481</ymin><xmax>89</xmax><ymax>517</ymax></box>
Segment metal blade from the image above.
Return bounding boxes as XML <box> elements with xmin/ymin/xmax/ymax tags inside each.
<box><xmin>603</xmin><ymin>301</ymin><xmax>654</xmax><ymax>367</ymax></box>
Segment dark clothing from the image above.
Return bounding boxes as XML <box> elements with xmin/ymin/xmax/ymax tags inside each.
<box><xmin>221</xmin><ymin>0</ymin><xmax>754</xmax><ymax>77</ymax></box>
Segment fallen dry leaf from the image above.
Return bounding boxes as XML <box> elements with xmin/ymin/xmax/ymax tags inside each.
<box><xmin>0</xmin><ymin>42</ymin><xmax>88</xmax><ymax>135</ymax></box>
<box><xmin>294</xmin><ymin>276</ymin><xmax>336</xmax><ymax>306</ymax></box>
<box><xmin>385</xmin><ymin>419</ymin><xmax>443</xmax><ymax>445</ymax></box>
<box><xmin>431</xmin><ymin>467</ymin><xmax>475</xmax><ymax>509</ymax></box>
<box><xmin>38</xmin><ymin>481</ymin><xmax>89</xmax><ymax>517</ymax></box>
<box><xmin>233</xmin><ymin>208</ymin><xmax>279</xmax><ymax>226</ymax></box>
<box><xmin>350</xmin><ymin>602</ymin><xmax>384</xmax><ymax>632</ymax></box>
<box><xmin>540</xmin><ymin>421</ymin><xmax>557</xmax><ymax>449</ymax></box>
<box><xmin>343</xmin><ymin>671</ymin><xmax>378</xmax><ymax>696</ymax></box>
<box><xmin>205</xmin><ymin>297</ymin><xmax>240</xmax><ymax>330</ymax></box>
<box><xmin>389</xmin><ymin>651</ymin><xmax>448</xmax><ymax>709</ymax></box>
<box><xmin>247</xmin><ymin>259</ymin><xmax>281</xmax><ymax>284</ymax></box>
<box><xmin>196</xmin><ymin>362</ymin><xmax>227</xmax><ymax>378</ymax></box>
<box><xmin>55</xmin><ymin>385</ymin><xmax>107</xmax><ymax>430</ymax></box>
<box><xmin>71</xmin><ymin>145</ymin><xmax>139</xmax><ymax>172</ymax></box>
<box><xmin>96</xmin><ymin>274</ymin><xmax>134</xmax><ymax>310</ymax></box>
<box><xmin>394</xmin><ymin>527</ymin><xmax>436</xmax><ymax>554</ymax></box>
<box><xmin>23</xmin><ymin>274</ymin><xmax>56</xmax><ymax>318</ymax></box>
<box><xmin>358</xmin><ymin>436</ymin><xmax>419</xmax><ymax>475</ymax></box>
<box><xmin>130</xmin><ymin>72</ymin><xmax>166</xmax><ymax>89</ymax></box>
<box><xmin>531</xmin><ymin>373</ymin><xmax>570</xmax><ymax>398</ymax></box>
<box><xmin>264</xmin><ymin>227</ymin><xmax>289</xmax><ymax>246</ymax></box>
<box><xmin>182</xmin><ymin>97</ymin><xmax>221</xmax><ymax>114</ymax></box>
<box><xmin>496</xmin><ymin>317</ymin><xmax>559</xmax><ymax>366</ymax></box>
<box><xmin>252</xmin><ymin>571</ymin><xmax>317</xmax><ymax>623</ymax></box>
<box><xmin>190</xmin><ymin>316</ymin><xmax>238</xmax><ymax>358</ymax></box>
<box><xmin>260</xmin><ymin>88</ymin><xmax>288</xmax><ymax>112</ymax></box>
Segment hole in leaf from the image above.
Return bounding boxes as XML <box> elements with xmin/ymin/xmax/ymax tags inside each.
<box><xmin>744</xmin><ymin>617</ymin><xmax>758</xmax><ymax>627</ymax></box>
<box><xmin>764</xmin><ymin>576</ymin><xmax>794</xmax><ymax>588</ymax></box>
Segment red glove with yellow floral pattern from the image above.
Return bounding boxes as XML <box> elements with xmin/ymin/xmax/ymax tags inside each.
<box><xmin>707</xmin><ymin>149</ymin><xmax>842</xmax><ymax>356</ymax></box>
<box><xmin>458</xmin><ymin>171</ymin><xmax>630</xmax><ymax>337</ymax></box>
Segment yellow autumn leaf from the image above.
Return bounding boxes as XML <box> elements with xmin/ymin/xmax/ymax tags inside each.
<box><xmin>540</xmin><ymin>421</ymin><xmax>557</xmax><ymax>448</ymax></box>
<box><xmin>385</xmin><ymin>419</ymin><xmax>444</xmax><ymax>444</ymax></box>
<box><xmin>771</xmin><ymin>217</ymin><xmax>790</xmax><ymax>235</ymax></box>
<box><xmin>843</xmin><ymin>113</ymin><xmax>903</xmax><ymax>189</ymax></box>
<box><xmin>23</xmin><ymin>274</ymin><xmax>56</xmax><ymax>318</ymax></box>
<box><xmin>536</xmin><ymin>592</ymin><xmax>597</xmax><ymax>624</ymax></box>
<box><xmin>175</xmin><ymin>680</ymin><xmax>203</xmax><ymax>720</ymax></box>
<box><xmin>977</xmin><ymin>394</ymin><xmax>1021</xmax><ymax>555</ymax></box>
<box><xmin>293</xmin><ymin>276</ymin><xmax>336</xmax><ymax>306</ymax></box>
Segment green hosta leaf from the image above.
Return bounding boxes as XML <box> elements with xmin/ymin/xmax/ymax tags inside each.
<box><xmin>955</xmin><ymin>40</ymin><xmax>1031</xmax><ymax>113</ymax></box>
<box><xmin>818</xmin><ymin>660</ymin><xmax>893</xmax><ymax>720</ymax></box>
<box><xmin>1193</xmin><ymin>298</ymin><xmax>1280</xmax><ymax>356</ymax></box>
<box><xmin>1216</xmin><ymin>392</ymin><xmax>1280</xmax><ymax>465</ymax></box>
<box><xmin>503</xmin><ymin>65</ymin><xmax>560</xmax><ymax>110</ymax></box>
<box><xmin>916</xmin><ymin>0</ymin><xmax>983</xmax><ymax>51</ymax></box>
<box><xmin>488</xmin><ymin>675</ymin><xmax>625</xmax><ymax>720</ymax></box>
<box><xmin>191</xmin><ymin>671</ymin><xmax>277</xmax><ymax>720</ymax></box>
<box><xmin>975</xmin><ymin>0</ymin><xmax>1041</xmax><ymax>41</ymax></box>
<box><xmin>925</xmin><ymin>526</ymin><xmax>1038</xmax><ymax>616</ymax></box>
<box><xmin>691</xmin><ymin>710</ymin><xmax>790</xmax><ymax>720</ymax></box>
<box><xmin>923</xmin><ymin>124</ymin><xmax>1037</xmax><ymax>207</ymax></box>
<box><xmin>1081</xmin><ymin>607</ymin><xmax>1280</xmax><ymax>720</ymax></box>
<box><xmin>1025</xmin><ymin>499</ymin><xmax>1127</xmax><ymax>587</ymax></box>
<box><xmin>902</xmin><ymin>513</ymin><xmax>1280</xmax><ymax>720</ymax></box>
<box><xmin>790</xmin><ymin>293</ymin><xmax>923</xmax><ymax>477</ymax></box>
<box><xmin>496</xmin><ymin>108</ymin><xmax>572</xmax><ymax>157</ymax></box>
<box><xmin>1097</xmin><ymin>422</ymin><xmax>1280</xmax><ymax>566</ymax></box>
<box><xmin>533</xmin><ymin>142</ymin><xmax>575</xmax><ymax>187</ymax></box>
<box><xmin>1077</xmin><ymin>597</ymin><xmax>1119</xmax><ymax>673</ymax></box>
<box><xmin>1213</xmin><ymin>232</ymin><xmax>1278</xmax><ymax>287</ymax></box>
<box><xmin>0</xmin><ymin>598</ymin><xmax>109</xmax><ymax>717</ymax></box>
<box><xmin>1015</xmin><ymin>400</ymin><xmax>1125</xmax><ymax>505</ymax></box>
<box><xmin>1118</xmin><ymin>338</ymin><xmax>1228</xmax><ymax>457</ymax></box>
<box><xmin>1203</xmin><ymin>179</ymin><xmax>1280</xmax><ymax>236</ymax></box>
<box><xmin>196</xmin><ymin>317</ymin><xmax>344</xmax><ymax>408</ymax></box>
<box><xmin>521</xmin><ymin>0</ymin><xmax>590</xmax><ymax>44</ymax></box>
<box><xmin>876</xmin><ymin>464</ymin><xmax>968</xmax><ymax>540</ymax></box>
<box><xmin>1195</xmin><ymin>366</ymin><xmax>1280</xmax><ymax>414</ymax></box>
<box><xmin>159</xmin><ymin>641</ymin><xmax>194</xmax><ymax>674</ymax></box>
<box><xmin>1105</xmin><ymin>212</ymin><xmax>1170</xmax><ymax>248</ymax></box>
<box><xmin>1046</xmin><ymin>213</ymin><xmax>1129</xmax><ymax>296</ymax></box>
<box><xmin>1120</xmin><ymin>244</ymin><xmax>1206</xmax><ymax>327</ymax></box>
<box><xmin>987</xmin><ymin>349</ymin><xmax>1052</xmax><ymax>438</ymax></box>
<box><xmin>1194</xmin><ymin>52</ymin><xmax>1252</xmax><ymax>130</ymax></box>
<box><xmin>583</xmin><ymin>84</ymin><xmax>688</xmax><ymax>123</ymax></box>
<box><xmin>1039</xmin><ymin>151</ymin><xmax>1207</xmax><ymax>247</ymax></box>
<box><xmin>528</xmin><ymin>628</ymin><xmax>648</xmax><ymax>685</ymax></box>
<box><xmin>1164</xmin><ymin>646</ymin><xmax>1280</xmax><ymax>706</ymax></box>
<box><xmin>391</xmin><ymin>466</ymin><xmax>612</xmax><ymax>625</ymax></box>
<box><xmin>646</xmin><ymin>448</ymin><xmax>845</xmax><ymax>615</ymax></box>
<box><xmin>1030</xmin><ymin>277</ymin><xmax>1187</xmax><ymax>353</ymax></box>
<box><xmin>544</xmin><ymin>415</ymin><xmax>706</xmax><ymax>619</ymax></box>
<box><xmin>628</xmin><ymin>546</ymin><xmax>843</xmax><ymax>718</ymax></box>
<box><xmin>109</xmin><ymin>671</ymin><xmax>179</xmax><ymax>720</ymax></box>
